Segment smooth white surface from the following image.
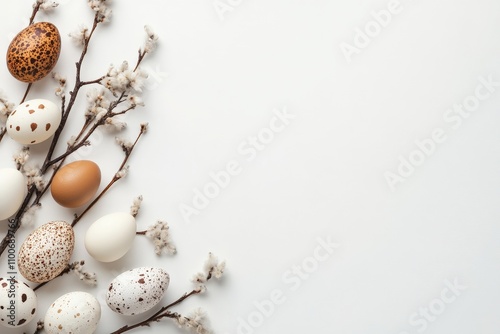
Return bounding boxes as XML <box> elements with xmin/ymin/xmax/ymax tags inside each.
<box><xmin>0</xmin><ymin>0</ymin><xmax>499</xmax><ymax>333</ymax></box>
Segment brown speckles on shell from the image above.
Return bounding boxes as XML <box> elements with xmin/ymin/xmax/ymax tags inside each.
<box><xmin>46</xmin><ymin>123</ymin><xmax>51</xmax><ymax>131</ymax></box>
<box><xmin>106</xmin><ymin>267</ymin><xmax>170</xmax><ymax>316</ymax></box>
<box><xmin>18</xmin><ymin>221</ymin><xmax>74</xmax><ymax>283</ymax></box>
<box><xmin>30</xmin><ymin>123</ymin><xmax>37</xmax><ymax>131</ymax></box>
<box><xmin>6</xmin><ymin>22</ymin><xmax>61</xmax><ymax>83</ymax></box>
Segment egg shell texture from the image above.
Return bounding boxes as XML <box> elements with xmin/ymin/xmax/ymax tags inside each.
<box><xmin>85</xmin><ymin>212</ymin><xmax>136</xmax><ymax>263</ymax></box>
<box><xmin>106</xmin><ymin>267</ymin><xmax>170</xmax><ymax>316</ymax></box>
<box><xmin>51</xmin><ymin>160</ymin><xmax>101</xmax><ymax>208</ymax></box>
<box><xmin>6</xmin><ymin>99</ymin><xmax>61</xmax><ymax>145</ymax></box>
<box><xmin>0</xmin><ymin>168</ymin><xmax>26</xmax><ymax>221</ymax></box>
<box><xmin>45</xmin><ymin>291</ymin><xmax>101</xmax><ymax>334</ymax></box>
<box><xmin>0</xmin><ymin>278</ymin><xmax>37</xmax><ymax>328</ymax></box>
<box><xmin>18</xmin><ymin>221</ymin><xmax>74</xmax><ymax>283</ymax></box>
<box><xmin>7</xmin><ymin>22</ymin><xmax>61</xmax><ymax>83</ymax></box>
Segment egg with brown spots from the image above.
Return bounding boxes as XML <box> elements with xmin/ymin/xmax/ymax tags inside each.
<box><xmin>7</xmin><ymin>22</ymin><xmax>61</xmax><ymax>83</ymax></box>
<box><xmin>0</xmin><ymin>277</ymin><xmax>37</xmax><ymax>328</ymax></box>
<box><xmin>106</xmin><ymin>267</ymin><xmax>170</xmax><ymax>316</ymax></box>
<box><xmin>18</xmin><ymin>221</ymin><xmax>74</xmax><ymax>283</ymax></box>
<box><xmin>45</xmin><ymin>291</ymin><xmax>101</xmax><ymax>334</ymax></box>
<box><xmin>6</xmin><ymin>98</ymin><xmax>61</xmax><ymax>145</ymax></box>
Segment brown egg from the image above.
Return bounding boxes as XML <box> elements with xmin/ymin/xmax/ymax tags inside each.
<box><xmin>6</xmin><ymin>22</ymin><xmax>61</xmax><ymax>83</ymax></box>
<box><xmin>51</xmin><ymin>160</ymin><xmax>101</xmax><ymax>208</ymax></box>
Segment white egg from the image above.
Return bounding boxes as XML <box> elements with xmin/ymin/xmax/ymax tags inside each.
<box><xmin>84</xmin><ymin>212</ymin><xmax>136</xmax><ymax>262</ymax></box>
<box><xmin>0</xmin><ymin>168</ymin><xmax>26</xmax><ymax>221</ymax></box>
<box><xmin>45</xmin><ymin>291</ymin><xmax>101</xmax><ymax>334</ymax></box>
<box><xmin>6</xmin><ymin>98</ymin><xmax>61</xmax><ymax>145</ymax></box>
<box><xmin>0</xmin><ymin>277</ymin><xmax>37</xmax><ymax>328</ymax></box>
<box><xmin>106</xmin><ymin>267</ymin><xmax>169</xmax><ymax>316</ymax></box>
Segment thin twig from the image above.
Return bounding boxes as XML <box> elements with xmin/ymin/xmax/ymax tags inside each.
<box><xmin>20</xmin><ymin>83</ymin><xmax>32</xmax><ymax>103</ymax></box>
<box><xmin>72</xmin><ymin>126</ymin><xmax>146</xmax><ymax>227</ymax></box>
<box><xmin>0</xmin><ymin>128</ymin><xmax>6</xmax><ymax>144</ymax></box>
<box><xmin>28</xmin><ymin>2</ymin><xmax>41</xmax><ymax>25</ymax></box>
<box><xmin>110</xmin><ymin>290</ymin><xmax>201</xmax><ymax>334</ymax></box>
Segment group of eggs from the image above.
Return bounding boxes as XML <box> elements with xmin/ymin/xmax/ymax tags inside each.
<box><xmin>0</xmin><ymin>267</ymin><xmax>170</xmax><ymax>332</ymax></box>
<box><xmin>0</xmin><ymin>21</ymin><xmax>167</xmax><ymax>333</ymax></box>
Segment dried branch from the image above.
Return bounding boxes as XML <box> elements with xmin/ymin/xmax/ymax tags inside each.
<box><xmin>71</xmin><ymin>125</ymin><xmax>147</xmax><ymax>227</ymax></box>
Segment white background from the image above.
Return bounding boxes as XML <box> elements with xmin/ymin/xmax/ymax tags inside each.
<box><xmin>0</xmin><ymin>0</ymin><xmax>500</xmax><ymax>333</ymax></box>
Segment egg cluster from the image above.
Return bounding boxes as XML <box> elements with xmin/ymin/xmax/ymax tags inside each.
<box><xmin>0</xmin><ymin>18</ymin><xmax>172</xmax><ymax>333</ymax></box>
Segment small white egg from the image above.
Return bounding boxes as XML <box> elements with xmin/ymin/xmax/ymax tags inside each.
<box><xmin>106</xmin><ymin>267</ymin><xmax>169</xmax><ymax>316</ymax></box>
<box><xmin>6</xmin><ymin>98</ymin><xmax>61</xmax><ymax>145</ymax></box>
<box><xmin>0</xmin><ymin>168</ymin><xmax>25</xmax><ymax>221</ymax></box>
<box><xmin>0</xmin><ymin>278</ymin><xmax>37</xmax><ymax>328</ymax></box>
<box><xmin>85</xmin><ymin>212</ymin><xmax>136</xmax><ymax>262</ymax></box>
<box><xmin>45</xmin><ymin>291</ymin><xmax>101</xmax><ymax>334</ymax></box>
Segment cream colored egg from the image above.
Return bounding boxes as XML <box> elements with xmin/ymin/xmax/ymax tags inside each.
<box><xmin>45</xmin><ymin>291</ymin><xmax>101</xmax><ymax>334</ymax></box>
<box><xmin>85</xmin><ymin>212</ymin><xmax>136</xmax><ymax>262</ymax></box>
<box><xmin>0</xmin><ymin>168</ymin><xmax>26</xmax><ymax>221</ymax></box>
<box><xmin>6</xmin><ymin>99</ymin><xmax>61</xmax><ymax>145</ymax></box>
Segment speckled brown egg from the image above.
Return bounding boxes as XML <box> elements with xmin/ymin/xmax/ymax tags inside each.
<box><xmin>51</xmin><ymin>160</ymin><xmax>101</xmax><ymax>208</ymax></box>
<box><xmin>7</xmin><ymin>22</ymin><xmax>61</xmax><ymax>83</ymax></box>
<box><xmin>18</xmin><ymin>221</ymin><xmax>74</xmax><ymax>283</ymax></box>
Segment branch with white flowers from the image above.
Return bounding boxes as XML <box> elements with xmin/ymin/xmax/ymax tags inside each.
<box><xmin>111</xmin><ymin>253</ymin><xmax>226</xmax><ymax>334</ymax></box>
<box><xmin>33</xmin><ymin>260</ymin><xmax>97</xmax><ymax>291</ymax></box>
<box><xmin>0</xmin><ymin>0</ymin><xmax>158</xmax><ymax>257</ymax></box>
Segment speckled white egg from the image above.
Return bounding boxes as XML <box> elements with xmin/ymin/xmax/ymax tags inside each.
<box><xmin>0</xmin><ymin>277</ymin><xmax>37</xmax><ymax>328</ymax></box>
<box><xmin>84</xmin><ymin>212</ymin><xmax>136</xmax><ymax>263</ymax></box>
<box><xmin>0</xmin><ymin>168</ymin><xmax>26</xmax><ymax>221</ymax></box>
<box><xmin>45</xmin><ymin>291</ymin><xmax>101</xmax><ymax>334</ymax></box>
<box><xmin>6</xmin><ymin>98</ymin><xmax>60</xmax><ymax>145</ymax></box>
<box><xmin>18</xmin><ymin>221</ymin><xmax>74</xmax><ymax>283</ymax></box>
<box><xmin>106</xmin><ymin>267</ymin><xmax>169</xmax><ymax>316</ymax></box>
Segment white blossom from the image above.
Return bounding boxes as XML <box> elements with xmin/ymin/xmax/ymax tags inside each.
<box><xmin>102</xmin><ymin>61</ymin><xmax>148</xmax><ymax>94</ymax></box>
<box><xmin>13</xmin><ymin>147</ymin><xmax>30</xmax><ymax>169</ymax></box>
<box><xmin>130</xmin><ymin>195</ymin><xmax>143</xmax><ymax>217</ymax></box>
<box><xmin>36</xmin><ymin>320</ymin><xmax>44</xmax><ymax>331</ymax></box>
<box><xmin>20</xmin><ymin>204</ymin><xmax>40</xmax><ymax>227</ymax></box>
<box><xmin>71</xmin><ymin>260</ymin><xmax>97</xmax><ymax>286</ymax></box>
<box><xmin>23</xmin><ymin>165</ymin><xmax>45</xmax><ymax>191</ymax></box>
<box><xmin>191</xmin><ymin>253</ymin><xmax>226</xmax><ymax>293</ymax></box>
<box><xmin>39</xmin><ymin>0</ymin><xmax>58</xmax><ymax>11</ymax></box>
<box><xmin>115</xmin><ymin>136</ymin><xmax>132</xmax><ymax>152</ymax></box>
<box><xmin>175</xmin><ymin>308</ymin><xmax>212</xmax><ymax>334</ymax></box>
<box><xmin>127</xmin><ymin>95</ymin><xmax>144</xmax><ymax>108</ymax></box>
<box><xmin>140</xmin><ymin>122</ymin><xmax>149</xmax><ymax>133</ymax></box>
<box><xmin>115</xmin><ymin>165</ymin><xmax>129</xmax><ymax>179</ymax></box>
<box><xmin>142</xmin><ymin>25</ymin><xmax>159</xmax><ymax>54</ymax></box>
<box><xmin>144</xmin><ymin>221</ymin><xmax>176</xmax><ymax>255</ymax></box>
<box><xmin>204</xmin><ymin>253</ymin><xmax>226</xmax><ymax>279</ymax></box>
<box><xmin>88</xmin><ymin>0</ymin><xmax>112</xmax><ymax>22</ymax></box>
<box><xmin>67</xmin><ymin>135</ymin><xmax>77</xmax><ymax>147</ymax></box>
<box><xmin>68</xmin><ymin>24</ymin><xmax>89</xmax><ymax>46</ymax></box>
<box><xmin>52</xmin><ymin>72</ymin><xmax>66</xmax><ymax>97</ymax></box>
<box><xmin>0</xmin><ymin>93</ymin><xmax>14</xmax><ymax>123</ymax></box>
<box><xmin>104</xmin><ymin>117</ymin><xmax>127</xmax><ymax>131</ymax></box>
